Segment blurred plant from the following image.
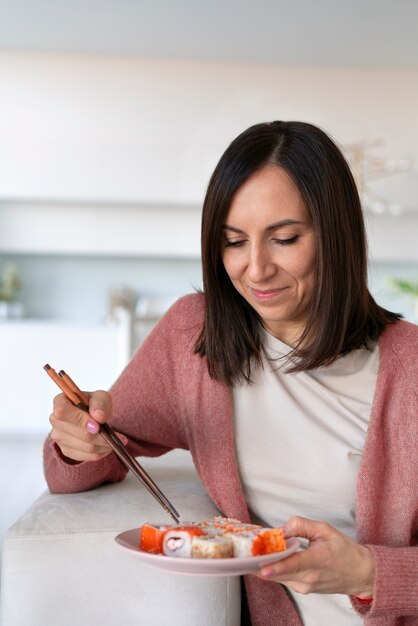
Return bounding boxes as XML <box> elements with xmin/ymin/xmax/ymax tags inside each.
<box><xmin>387</xmin><ymin>277</ymin><xmax>418</xmax><ymax>298</ymax></box>
<box><xmin>0</xmin><ymin>262</ymin><xmax>22</xmax><ymax>302</ymax></box>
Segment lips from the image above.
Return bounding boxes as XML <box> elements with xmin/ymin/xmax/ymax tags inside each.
<box><xmin>250</xmin><ymin>287</ymin><xmax>288</xmax><ymax>302</ymax></box>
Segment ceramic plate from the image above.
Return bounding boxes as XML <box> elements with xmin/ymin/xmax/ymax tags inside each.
<box><xmin>115</xmin><ymin>528</ymin><xmax>299</xmax><ymax>576</ymax></box>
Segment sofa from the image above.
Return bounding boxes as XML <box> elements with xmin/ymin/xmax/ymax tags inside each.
<box><xmin>0</xmin><ymin>449</ymin><xmax>241</xmax><ymax>626</ymax></box>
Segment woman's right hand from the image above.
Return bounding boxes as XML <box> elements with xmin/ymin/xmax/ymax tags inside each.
<box><xmin>49</xmin><ymin>390</ymin><xmax>115</xmax><ymax>463</ymax></box>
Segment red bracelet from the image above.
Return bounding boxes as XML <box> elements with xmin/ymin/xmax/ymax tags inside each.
<box><xmin>354</xmin><ymin>596</ymin><xmax>373</xmax><ymax>605</ymax></box>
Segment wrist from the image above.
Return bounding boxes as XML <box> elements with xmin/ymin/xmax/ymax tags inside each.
<box><xmin>53</xmin><ymin>442</ymin><xmax>82</xmax><ymax>465</ymax></box>
<box><xmin>354</xmin><ymin>545</ymin><xmax>375</xmax><ymax>599</ymax></box>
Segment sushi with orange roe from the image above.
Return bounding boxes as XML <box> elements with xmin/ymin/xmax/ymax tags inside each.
<box><xmin>230</xmin><ymin>527</ymin><xmax>286</xmax><ymax>557</ymax></box>
<box><xmin>162</xmin><ymin>525</ymin><xmax>205</xmax><ymax>558</ymax></box>
<box><xmin>256</xmin><ymin>528</ymin><xmax>286</xmax><ymax>555</ymax></box>
<box><xmin>139</xmin><ymin>523</ymin><xmax>165</xmax><ymax>554</ymax></box>
<box><xmin>138</xmin><ymin>517</ymin><xmax>287</xmax><ymax>559</ymax></box>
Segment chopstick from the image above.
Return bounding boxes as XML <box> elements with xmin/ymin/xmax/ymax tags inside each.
<box><xmin>44</xmin><ymin>363</ymin><xmax>181</xmax><ymax>524</ymax></box>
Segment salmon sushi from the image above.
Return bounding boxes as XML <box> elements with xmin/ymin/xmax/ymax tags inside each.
<box><xmin>139</xmin><ymin>523</ymin><xmax>164</xmax><ymax>554</ymax></box>
<box><xmin>230</xmin><ymin>527</ymin><xmax>286</xmax><ymax>557</ymax></box>
<box><xmin>162</xmin><ymin>525</ymin><xmax>205</xmax><ymax>558</ymax></box>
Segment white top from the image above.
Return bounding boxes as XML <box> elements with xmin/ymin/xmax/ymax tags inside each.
<box><xmin>233</xmin><ymin>331</ymin><xmax>379</xmax><ymax>625</ymax></box>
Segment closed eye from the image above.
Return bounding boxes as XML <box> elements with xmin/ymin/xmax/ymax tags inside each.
<box><xmin>273</xmin><ymin>235</ymin><xmax>299</xmax><ymax>245</ymax></box>
<box><xmin>224</xmin><ymin>239</ymin><xmax>246</xmax><ymax>247</ymax></box>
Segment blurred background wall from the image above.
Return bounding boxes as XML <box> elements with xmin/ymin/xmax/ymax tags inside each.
<box><xmin>1</xmin><ymin>55</ymin><xmax>418</xmax><ymax>324</ymax></box>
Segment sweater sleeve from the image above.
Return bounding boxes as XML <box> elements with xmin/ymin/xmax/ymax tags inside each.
<box><xmin>43</xmin><ymin>295</ymin><xmax>201</xmax><ymax>494</ymax></box>
<box><xmin>350</xmin><ymin>545</ymin><xmax>418</xmax><ymax>618</ymax></box>
<box><xmin>43</xmin><ymin>437</ymin><xmax>128</xmax><ymax>493</ymax></box>
<box><xmin>351</xmin><ymin>321</ymin><xmax>418</xmax><ymax>619</ymax></box>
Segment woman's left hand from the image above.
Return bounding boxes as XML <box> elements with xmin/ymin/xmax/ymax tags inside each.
<box><xmin>257</xmin><ymin>515</ymin><xmax>375</xmax><ymax>597</ymax></box>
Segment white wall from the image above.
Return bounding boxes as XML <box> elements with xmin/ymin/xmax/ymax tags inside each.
<box><xmin>0</xmin><ymin>53</ymin><xmax>418</xmax><ymax>309</ymax></box>
<box><xmin>0</xmin><ymin>318</ymin><xmax>129</xmax><ymax>434</ymax></box>
<box><xmin>1</xmin><ymin>53</ymin><xmax>418</xmax><ymax>206</ymax></box>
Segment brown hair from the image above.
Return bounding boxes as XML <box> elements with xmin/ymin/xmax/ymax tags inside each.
<box><xmin>195</xmin><ymin>121</ymin><xmax>401</xmax><ymax>385</ymax></box>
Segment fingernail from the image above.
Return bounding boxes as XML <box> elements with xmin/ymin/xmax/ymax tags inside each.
<box><xmin>91</xmin><ymin>409</ymin><xmax>106</xmax><ymax>422</ymax></box>
<box><xmin>283</xmin><ymin>523</ymin><xmax>293</xmax><ymax>537</ymax></box>
<box><xmin>86</xmin><ymin>420</ymin><xmax>99</xmax><ymax>434</ymax></box>
<box><xmin>260</xmin><ymin>567</ymin><xmax>274</xmax><ymax>578</ymax></box>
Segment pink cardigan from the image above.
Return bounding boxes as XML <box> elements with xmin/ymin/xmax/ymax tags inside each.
<box><xmin>44</xmin><ymin>294</ymin><xmax>418</xmax><ymax>625</ymax></box>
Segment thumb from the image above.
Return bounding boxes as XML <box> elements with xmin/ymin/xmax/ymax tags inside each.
<box><xmin>283</xmin><ymin>515</ymin><xmax>330</xmax><ymax>541</ymax></box>
<box><xmin>84</xmin><ymin>390</ymin><xmax>112</xmax><ymax>434</ymax></box>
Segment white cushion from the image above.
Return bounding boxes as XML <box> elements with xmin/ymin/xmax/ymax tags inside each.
<box><xmin>0</xmin><ymin>450</ymin><xmax>240</xmax><ymax>625</ymax></box>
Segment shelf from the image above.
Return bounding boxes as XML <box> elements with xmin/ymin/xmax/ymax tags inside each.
<box><xmin>1</xmin><ymin>198</ymin><xmax>418</xmax><ymax>263</ymax></box>
<box><xmin>0</xmin><ymin>197</ymin><xmax>201</xmax><ymax>211</ymax></box>
<box><xmin>0</xmin><ymin>200</ymin><xmax>201</xmax><ymax>259</ymax></box>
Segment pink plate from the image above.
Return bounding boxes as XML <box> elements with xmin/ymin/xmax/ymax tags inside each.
<box><xmin>115</xmin><ymin>528</ymin><xmax>300</xmax><ymax>576</ymax></box>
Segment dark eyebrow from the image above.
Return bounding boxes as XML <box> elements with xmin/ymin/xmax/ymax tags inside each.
<box><xmin>222</xmin><ymin>219</ymin><xmax>304</xmax><ymax>233</ymax></box>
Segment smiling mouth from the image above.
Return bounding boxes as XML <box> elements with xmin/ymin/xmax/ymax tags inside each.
<box><xmin>250</xmin><ymin>287</ymin><xmax>288</xmax><ymax>301</ymax></box>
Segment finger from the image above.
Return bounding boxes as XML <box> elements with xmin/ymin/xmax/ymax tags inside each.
<box><xmin>56</xmin><ymin>440</ymin><xmax>112</xmax><ymax>463</ymax></box>
<box><xmin>283</xmin><ymin>516</ymin><xmax>331</xmax><ymax>541</ymax></box>
<box><xmin>50</xmin><ymin>415</ymin><xmax>111</xmax><ymax>458</ymax></box>
<box><xmin>53</xmin><ymin>431</ymin><xmax>128</xmax><ymax>463</ymax></box>
<box><xmin>258</xmin><ymin>547</ymin><xmax>312</xmax><ymax>580</ymax></box>
<box><xmin>86</xmin><ymin>390</ymin><xmax>112</xmax><ymax>426</ymax></box>
<box><xmin>50</xmin><ymin>398</ymin><xmax>99</xmax><ymax>437</ymax></box>
<box><xmin>115</xmin><ymin>431</ymin><xmax>129</xmax><ymax>446</ymax></box>
<box><xmin>52</xmin><ymin>391</ymin><xmax>111</xmax><ymax>435</ymax></box>
<box><xmin>49</xmin><ymin>413</ymin><xmax>111</xmax><ymax>448</ymax></box>
<box><xmin>49</xmin><ymin>418</ymin><xmax>111</xmax><ymax>449</ymax></box>
<box><xmin>51</xmin><ymin>427</ymin><xmax>111</xmax><ymax>457</ymax></box>
<box><xmin>52</xmin><ymin>394</ymin><xmax>92</xmax><ymax>428</ymax></box>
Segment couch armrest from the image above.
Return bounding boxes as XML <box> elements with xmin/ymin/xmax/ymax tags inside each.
<box><xmin>0</xmin><ymin>450</ymin><xmax>240</xmax><ymax>626</ymax></box>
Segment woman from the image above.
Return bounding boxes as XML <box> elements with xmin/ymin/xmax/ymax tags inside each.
<box><xmin>44</xmin><ymin>121</ymin><xmax>418</xmax><ymax>625</ymax></box>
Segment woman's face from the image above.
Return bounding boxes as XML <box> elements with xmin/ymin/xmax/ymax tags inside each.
<box><xmin>221</xmin><ymin>165</ymin><xmax>317</xmax><ymax>345</ymax></box>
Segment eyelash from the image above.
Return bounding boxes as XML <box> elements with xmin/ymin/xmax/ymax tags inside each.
<box><xmin>225</xmin><ymin>235</ymin><xmax>299</xmax><ymax>247</ymax></box>
<box><xmin>273</xmin><ymin>235</ymin><xmax>299</xmax><ymax>245</ymax></box>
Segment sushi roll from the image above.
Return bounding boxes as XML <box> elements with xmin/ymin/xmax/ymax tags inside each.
<box><xmin>196</xmin><ymin>520</ymin><xmax>225</xmax><ymax>536</ymax></box>
<box><xmin>208</xmin><ymin>516</ymin><xmax>262</xmax><ymax>534</ymax></box>
<box><xmin>211</xmin><ymin>516</ymin><xmax>241</xmax><ymax>526</ymax></box>
<box><xmin>138</xmin><ymin>518</ymin><xmax>286</xmax><ymax>560</ymax></box>
<box><xmin>191</xmin><ymin>535</ymin><xmax>234</xmax><ymax>559</ymax></box>
<box><xmin>162</xmin><ymin>525</ymin><xmax>205</xmax><ymax>558</ymax></box>
<box><xmin>230</xmin><ymin>531</ymin><xmax>260</xmax><ymax>557</ymax></box>
<box><xmin>230</xmin><ymin>528</ymin><xmax>286</xmax><ymax>557</ymax></box>
<box><xmin>223</xmin><ymin>522</ymin><xmax>263</xmax><ymax>533</ymax></box>
<box><xmin>139</xmin><ymin>523</ymin><xmax>164</xmax><ymax>554</ymax></box>
<box><xmin>256</xmin><ymin>528</ymin><xmax>286</xmax><ymax>555</ymax></box>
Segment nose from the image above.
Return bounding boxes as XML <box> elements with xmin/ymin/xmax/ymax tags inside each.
<box><xmin>246</xmin><ymin>245</ymin><xmax>276</xmax><ymax>283</ymax></box>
